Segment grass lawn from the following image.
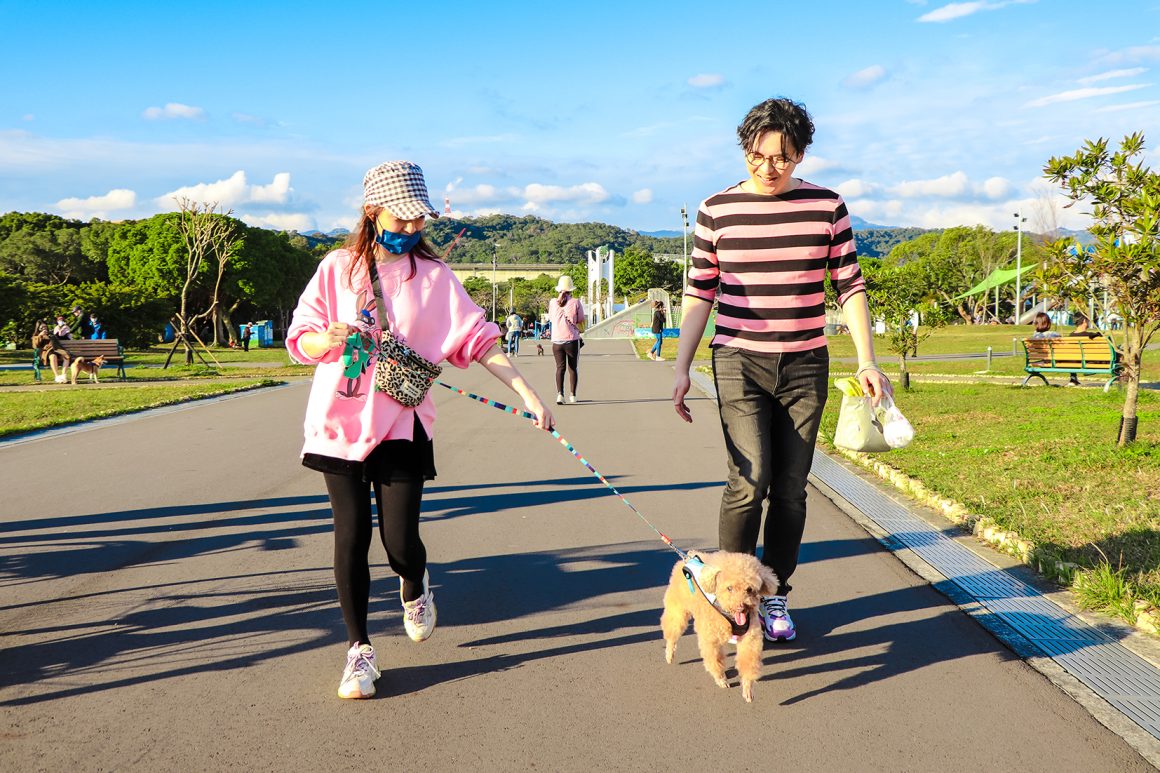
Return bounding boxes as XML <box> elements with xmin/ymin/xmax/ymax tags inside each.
<box><xmin>631</xmin><ymin>324</ymin><xmax>1160</xmax><ymax>382</ymax></box>
<box><xmin>818</xmin><ymin>381</ymin><xmax>1160</xmax><ymax>611</ymax></box>
<box><xmin>0</xmin><ymin>380</ymin><xmax>281</xmax><ymax>438</ymax></box>
<box><xmin>1</xmin><ymin>346</ymin><xmax>312</xmax><ymax>386</ymax></box>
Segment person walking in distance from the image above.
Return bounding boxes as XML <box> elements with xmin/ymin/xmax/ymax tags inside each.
<box><xmin>241</xmin><ymin>322</ymin><xmax>253</xmax><ymax>352</ymax></box>
<box><xmin>504</xmin><ymin>310</ymin><xmax>523</xmax><ymax>356</ymax></box>
<box><xmin>648</xmin><ymin>300</ymin><xmax>666</xmax><ymax>361</ymax></box>
<box><xmin>548</xmin><ymin>275</ymin><xmax>584</xmax><ymax>404</ymax></box>
<box><xmin>286</xmin><ymin>160</ymin><xmax>554</xmax><ymax>699</ymax></box>
<box><xmin>671</xmin><ymin>98</ymin><xmax>892</xmax><ymax>643</ymax></box>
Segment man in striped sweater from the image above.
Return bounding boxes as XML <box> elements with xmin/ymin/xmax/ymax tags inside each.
<box><xmin>672</xmin><ymin>98</ymin><xmax>892</xmax><ymax>643</ymax></box>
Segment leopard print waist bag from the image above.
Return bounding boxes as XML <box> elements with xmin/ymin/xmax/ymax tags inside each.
<box><xmin>369</xmin><ymin>262</ymin><xmax>442</xmax><ymax>407</ymax></box>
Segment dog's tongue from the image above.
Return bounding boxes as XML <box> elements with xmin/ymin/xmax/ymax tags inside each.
<box><xmin>735</xmin><ymin>610</ymin><xmax>747</xmax><ymax>627</ymax></box>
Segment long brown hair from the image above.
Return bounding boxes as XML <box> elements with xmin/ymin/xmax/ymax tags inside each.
<box><xmin>342</xmin><ymin>207</ymin><xmax>442</xmax><ymax>289</ymax></box>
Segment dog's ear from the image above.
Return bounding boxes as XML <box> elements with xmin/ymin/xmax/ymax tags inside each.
<box><xmin>699</xmin><ymin>564</ymin><xmax>720</xmax><ymax>594</ymax></box>
<box><xmin>757</xmin><ymin>565</ymin><xmax>779</xmax><ymax>597</ymax></box>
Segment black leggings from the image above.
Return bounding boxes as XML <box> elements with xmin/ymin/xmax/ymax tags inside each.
<box><xmin>553</xmin><ymin>340</ymin><xmax>579</xmax><ymax>395</ymax></box>
<box><xmin>323</xmin><ymin>473</ymin><xmax>426</xmax><ymax>647</ymax></box>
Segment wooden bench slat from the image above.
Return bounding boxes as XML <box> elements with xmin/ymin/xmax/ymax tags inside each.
<box><xmin>1021</xmin><ymin>336</ymin><xmax>1120</xmax><ymax>388</ymax></box>
<box><xmin>32</xmin><ymin>338</ymin><xmax>127</xmax><ymax>381</ymax></box>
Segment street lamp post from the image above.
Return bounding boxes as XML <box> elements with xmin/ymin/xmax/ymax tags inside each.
<box><xmin>1013</xmin><ymin>210</ymin><xmax>1026</xmax><ymax>324</ymax></box>
<box><xmin>492</xmin><ymin>242</ymin><xmax>499</xmax><ymax>322</ymax></box>
<box><xmin>681</xmin><ymin>204</ymin><xmax>690</xmax><ymax>298</ymax></box>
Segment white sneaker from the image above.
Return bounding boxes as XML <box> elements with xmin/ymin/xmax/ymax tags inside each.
<box><xmin>556</xmin><ymin>393</ymin><xmax>565</xmax><ymax>405</ymax></box>
<box><xmin>54</xmin><ymin>374</ymin><xmax>67</xmax><ymax>383</ymax></box>
<box><xmin>567</xmin><ymin>394</ymin><xmax>577</xmax><ymax>404</ymax></box>
<box><xmin>401</xmin><ymin>570</ymin><xmax>437</xmax><ymax>642</ymax></box>
<box><xmin>758</xmin><ymin>595</ymin><xmax>796</xmax><ymax>642</ymax></box>
<box><xmin>337</xmin><ymin>642</ymin><xmax>380</xmax><ymax>699</ymax></box>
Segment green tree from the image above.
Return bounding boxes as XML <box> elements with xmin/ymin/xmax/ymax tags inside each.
<box><xmin>0</xmin><ymin>218</ymin><xmax>88</xmax><ymax>284</ymax></box>
<box><xmin>613</xmin><ymin>245</ymin><xmax>657</xmax><ymax>295</ymax></box>
<box><xmin>461</xmin><ymin>276</ymin><xmax>493</xmax><ymax>317</ymax></box>
<box><xmin>1041</xmin><ymin>132</ymin><xmax>1160</xmax><ymax>445</ymax></box>
<box><xmin>863</xmin><ymin>259</ymin><xmax>947</xmax><ymax>386</ymax></box>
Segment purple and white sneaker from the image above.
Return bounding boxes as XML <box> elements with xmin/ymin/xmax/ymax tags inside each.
<box><xmin>758</xmin><ymin>595</ymin><xmax>796</xmax><ymax>642</ymax></box>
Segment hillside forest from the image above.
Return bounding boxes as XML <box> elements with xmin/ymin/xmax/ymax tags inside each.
<box><xmin>0</xmin><ymin>208</ymin><xmax>1038</xmax><ymax>348</ymax></box>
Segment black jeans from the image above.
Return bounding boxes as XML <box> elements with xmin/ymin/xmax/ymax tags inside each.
<box><xmin>711</xmin><ymin>346</ymin><xmax>829</xmax><ymax>592</ymax></box>
<box><xmin>552</xmin><ymin>340</ymin><xmax>579</xmax><ymax>396</ymax></box>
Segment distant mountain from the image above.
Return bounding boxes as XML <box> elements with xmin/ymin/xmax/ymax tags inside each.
<box><xmin>850</xmin><ymin>215</ymin><xmax>894</xmax><ymax>230</ymax></box>
<box><xmin>1057</xmin><ymin>227</ymin><xmax>1095</xmax><ymax>245</ymax></box>
<box><xmin>298</xmin><ymin>228</ymin><xmax>348</xmax><ymax>238</ymax></box>
<box><xmin>637</xmin><ymin>229</ymin><xmax>683</xmax><ymax>238</ymax></box>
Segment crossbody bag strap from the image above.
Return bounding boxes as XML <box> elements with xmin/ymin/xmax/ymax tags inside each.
<box><xmin>368</xmin><ymin>260</ymin><xmax>390</xmax><ymax>335</ymax></box>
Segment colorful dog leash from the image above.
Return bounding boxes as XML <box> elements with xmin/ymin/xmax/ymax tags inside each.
<box><xmin>433</xmin><ymin>379</ymin><xmax>689</xmax><ymax>561</ymax></box>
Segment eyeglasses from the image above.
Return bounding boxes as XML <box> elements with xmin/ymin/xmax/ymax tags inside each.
<box><xmin>744</xmin><ymin>151</ymin><xmax>797</xmax><ymax>170</ymax></box>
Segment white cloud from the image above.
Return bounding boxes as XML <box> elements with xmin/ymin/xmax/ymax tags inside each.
<box><xmin>836</xmin><ymin>179</ymin><xmax>880</xmax><ymax>198</ymax></box>
<box><xmin>21</xmin><ymin>114</ymin><xmax>33</xmax><ymax>122</ymax></box>
<box><xmin>687</xmin><ymin>73</ymin><xmax>725</xmax><ymax>89</ymax></box>
<box><xmin>917</xmin><ymin>0</ymin><xmax>1034</xmax><ymax>23</ymax></box>
<box><xmin>1096</xmin><ymin>100</ymin><xmax>1160</xmax><ymax>113</ymax></box>
<box><xmin>1096</xmin><ymin>46</ymin><xmax>1160</xmax><ymax>66</ymax></box>
<box><xmin>891</xmin><ymin>171</ymin><xmax>970</xmax><ymax>198</ymax></box>
<box><xmin>842</xmin><ymin>65</ymin><xmax>887</xmax><ymax>90</ymax></box>
<box><xmin>918</xmin><ymin>1</ymin><xmax>988</xmax><ymax>22</ymax></box>
<box><xmin>240</xmin><ymin>212</ymin><xmax>314</xmax><ymax>232</ymax></box>
<box><xmin>795</xmin><ymin>155</ymin><xmax>841</xmax><ymax>176</ymax></box>
<box><xmin>142</xmin><ymin>102</ymin><xmax>205</xmax><ymax>120</ymax></box>
<box><xmin>249</xmin><ymin>172</ymin><xmax>293</xmax><ymax>204</ymax></box>
<box><xmin>632</xmin><ymin>188</ymin><xmax>653</xmax><ymax>204</ymax></box>
<box><xmin>445</xmin><ymin>183</ymin><xmax>517</xmax><ymax>206</ymax></box>
<box><xmin>56</xmin><ymin>188</ymin><xmax>137</xmax><ymax>219</ymax></box>
<box><xmin>980</xmin><ymin>176</ymin><xmax>1011</xmax><ymax>199</ymax></box>
<box><xmin>523</xmin><ymin>182</ymin><xmax>609</xmax><ymax>205</ymax></box>
<box><xmin>231</xmin><ymin>112</ymin><xmax>269</xmax><ymax>127</ymax></box>
<box><xmin>157</xmin><ymin>170</ymin><xmax>294</xmax><ymax>208</ymax></box>
<box><xmin>1024</xmin><ymin>83</ymin><xmax>1149</xmax><ymax>108</ymax></box>
<box><xmin>1078</xmin><ymin>67</ymin><xmax>1148</xmax><ymax>84</ymax></box>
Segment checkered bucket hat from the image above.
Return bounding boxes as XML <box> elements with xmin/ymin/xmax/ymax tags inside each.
<box><xmin>362</xmin><ymin>161</ymin><xmax>440</xmax><ymax>220</ymax></box>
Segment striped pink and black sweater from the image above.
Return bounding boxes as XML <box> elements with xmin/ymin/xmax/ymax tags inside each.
<box><xmin>685</xmin><ymin>181</ymin><xmax>866</xmax><ymax>354</ymax></box>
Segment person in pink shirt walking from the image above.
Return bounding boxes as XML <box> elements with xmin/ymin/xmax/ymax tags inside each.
<box><xmin>286</xmin><ymin>161</ymin><xmax>554</xmax><ymax>699</ymax></box>
<box><xmin>548</xmin><ymin>275</ymin><xmax>585</xmax><ymax>404</ymax></box>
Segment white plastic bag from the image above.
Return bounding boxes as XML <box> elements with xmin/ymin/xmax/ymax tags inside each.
<box><xmin>833</xmin><ymin>383</ymin><xmax>914</xmax><ymax>452</ymax></box>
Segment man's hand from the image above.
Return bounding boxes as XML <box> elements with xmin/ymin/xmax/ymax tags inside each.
<box><xmin>858</xmin><ymin>365</ymin><xmax>894</xmax><ymax>405</ymax></box>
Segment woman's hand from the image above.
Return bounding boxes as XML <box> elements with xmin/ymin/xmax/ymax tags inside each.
<box><xmin>300</xmin><ymin>322</ymin><xmax>351</xmax><ymax>358</ymax></box>
<box><xmin>672</xmin><ymin>371</ymin><xmax>693</xmax><ymax>423</ymax></box>
<box><xmin>522</xmin><ymin>390</ymin><xmax>554</xmax><ymax>431</ymax></box>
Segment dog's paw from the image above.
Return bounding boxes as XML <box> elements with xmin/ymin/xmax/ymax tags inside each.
<box><xmin>714</xmin><ymin>676</ymin><xmax>728</xmax><ymax>689</ymax></box>
<box><xmin>664</xmin><ymin>644</ymin><xmax>675</xmax><ymax>664</ymax></box>
<box><xmin>741</xmin><ymin>681</ymin><xmax>754</xmax><ymax>703</ymax></box>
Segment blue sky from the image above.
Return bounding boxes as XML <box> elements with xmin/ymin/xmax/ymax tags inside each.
<box><xmin>1</xmin><ymin>0</ymin><xmax>1158</xmax><ymax>237</ymax></box>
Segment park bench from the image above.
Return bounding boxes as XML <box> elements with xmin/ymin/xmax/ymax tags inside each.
<box><xmin>33</xmin><ymin>338</ymin><xmax>127</xmax><ymax>382</ymax></box>
<box><xmin>1021</xmin><ymin>336</ymin><xmax>1120</xmax><ymax>392</ymax></box>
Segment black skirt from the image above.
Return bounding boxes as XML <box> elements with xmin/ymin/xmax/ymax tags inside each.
<box><xmin>302</xmin><ymin>414</ymin><xmax>436</xmax><ymax>482</ymax></box>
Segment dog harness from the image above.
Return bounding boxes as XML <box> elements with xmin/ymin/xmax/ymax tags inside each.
<box><xmin>682</xmin><ymin>556</ymin><xmax>751</xmax><ymax>638</ymax></box>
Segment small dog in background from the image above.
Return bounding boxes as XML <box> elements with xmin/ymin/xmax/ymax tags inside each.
<box><xmin>70</xmin><ymin>355</ymin><xmax>107</xmax><ymax>385</ymax></box>
<box><xmin>661</xmin><ymin>550</ymin><xmax>778</xmax><ymax>702</ymax></box>
<box><xmin>535</xmin><ymin>342</ymin><xmax>544</xmax><ymax>356</ymax></box>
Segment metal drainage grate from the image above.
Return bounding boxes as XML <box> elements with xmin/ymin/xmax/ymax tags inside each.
<box><xmin>811</xmin><ymin>450</ymin><xmax>1160</xmax><ymax>742</ymax></box>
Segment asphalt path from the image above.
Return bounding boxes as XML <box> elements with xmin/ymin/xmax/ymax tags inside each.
<box><xmin>0</xmin><ymin>340</ymin><xmax>1149</xmax><ymax>771</ymax></box>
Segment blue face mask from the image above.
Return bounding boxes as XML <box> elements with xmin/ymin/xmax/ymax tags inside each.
<box><xmin>375</xmin><ymin>228</ymin><xmax>421</xmax><ymax>255</ymax></box>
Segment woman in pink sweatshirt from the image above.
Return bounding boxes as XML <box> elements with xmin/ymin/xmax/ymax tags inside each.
<box><xmin>286</xmin><ymin>161</ymin><xmax>553</xmax><ymax>699</ymax></box>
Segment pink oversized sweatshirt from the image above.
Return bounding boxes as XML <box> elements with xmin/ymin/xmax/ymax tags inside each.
<box><xmin>286</xmin><ymin>249</ymin><xmax>501</xmax><ymax>461</ymax></box>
